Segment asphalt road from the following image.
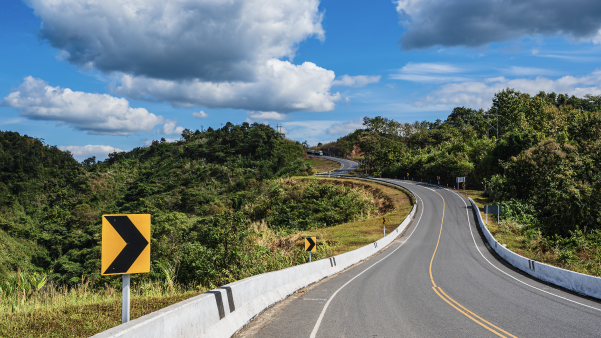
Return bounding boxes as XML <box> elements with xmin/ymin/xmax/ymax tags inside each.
<box><xmin>311</xmin><ymin>155</ymin><xmax>360</xmax><ymax>176</ymax></box>
<box><xmin>240</xmin><ymin>179</ymin><xmax>601</xmax><ymax>338</ymax></box>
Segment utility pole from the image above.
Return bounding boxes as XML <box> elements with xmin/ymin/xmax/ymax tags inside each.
<box><xmin>496</xmin><ymin>107</ymin><xmax>499</xmax><ymax>139</ymax></box>
<box><xmin>484</xmin><ymin>107</ymin><xmax>501</xmax><ymax>140</ymax></box>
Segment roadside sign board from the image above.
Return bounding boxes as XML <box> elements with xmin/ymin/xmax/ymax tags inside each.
<box><xmin>382</xmin><ymin>217</ymin><xmax>389</xmax><ymax>225</ymax></box>
<box><xmin>437</xmin><ymin>176</ymin><xmax>440</xmax><ymax>180</ymax></box>
<box><xmin>484</xmin><ymin>205</ymin><xmax>501</xmax><ymax>214</ymax></box>
<box><xmin>407</xmin><ymin>173</ymin><xmax>409</xmax><ymax>176</ymax></box>
<box><xmin>462</xmin><ymin>183</ymin><xmax>466</xmax><ymax>187</ymax></box>
<box><xmin>102</xmin><ymin>214</ymin><xmax>151</xmax><ymax>275</ymax></box>
<box><xmin>305</xmin><ymin>237</ymin><xmax>317</xmax><ymax>252</ymax></box>
<box><xmin>456</xmin><ymin>177</ymin><xmax>465</xmax><ymax>183</ymax></box>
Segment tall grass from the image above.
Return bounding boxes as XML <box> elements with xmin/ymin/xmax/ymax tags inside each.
<box><xmin>0</xmin><ymin>266</ymin><xmax>203</xmax><ymax>316</ymax></box>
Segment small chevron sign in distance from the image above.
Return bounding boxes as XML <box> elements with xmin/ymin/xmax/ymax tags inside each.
<box><xmin>102</xmin><ymin>214</ymin><xmax>151</xmax><ymax>275</ymax></box>
<box><xmin>305</xmin><ymin>237</ymin><xmax>316</xmax><ymax>252</ymax></box>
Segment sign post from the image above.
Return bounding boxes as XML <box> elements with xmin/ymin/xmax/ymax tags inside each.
<box><xmin>456</xmin><ymin>177</ymin><xmax>465</xmax><ymax>191</ymax></box>
<box><xmin>102</xmin><ymin>214</ymin><xmax>151</xmax><ymax>324</ymax></box>
<box><xmin>484</xmin><ymin>205</ymin><xmax>501</xmax><ymax>224</ymax></box>
<box><xmin>382</xmin><ymin>217</ymin><xmax>389</xmax><ymax>237</ymax></box>
<box><xmin>305</xmin><ymin>237</ymin><xmax>316</xmax><ymax>262</ymax></box>
<box><xmin>122</xmin><ymin>274</ymin><xmax>130</xmax><ymax>323</ymax></box>
<box><xmin>437</xmin><ymin>176</ymin><xmax>440</xmax><ymax>185</ymax></box>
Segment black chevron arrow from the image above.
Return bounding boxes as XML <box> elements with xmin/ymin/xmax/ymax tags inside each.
<box><xmin>104</xmin><ymin>216</ymin><xmax>149</xmax><ymax>274</ymax></box>
<box><xmin>306</xmin><ymin>237</ymin><xmax>315</xmax><ymax>252</ymax></box>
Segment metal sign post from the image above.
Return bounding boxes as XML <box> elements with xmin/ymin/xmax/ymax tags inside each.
<box><xmin>122</xmin><ymin>274</ymin><xmax>130</xmax><ymax>323</ymax></box>
<box><xmin>484</xmin><ymin>205</ymin><xmax>501</xmax><ymax>224</ymax></box>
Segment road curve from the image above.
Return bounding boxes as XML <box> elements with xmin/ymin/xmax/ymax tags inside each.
<box><xmin>310</xmin><ymin>155</ymin><xmax>360</xmax><ymax>176</ymax></box>
<box><xmin>238</xmin><ymin>179</ymin><xmax>601</xmax><ymax>338</ymax></box>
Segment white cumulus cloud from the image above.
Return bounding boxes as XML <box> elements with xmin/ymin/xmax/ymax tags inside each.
<box><xmin>332</xmin><ymin>75</ymin><xmax>381</xmax><ymax>87</ymax></box>
<box><xmin>115</xmin><ymin>59</ymin><xmax>341</xmax><ymax>113</ymax></box>
<box><xmin>247</xmin><ymin>111</ymin><xmax>288</xmax><ymax>121</ymax></box>
<box><xmin>157</xmin><ymin>120</ymin><xmax>185</xmax><ymax>135</ymax></box>
<box><xmin>59</xmin><ymin>144</ymin><xmax>124</xmax><ymax>161</ymax></box>
<box><xmin>415</xmin><ymin>70</ymin><xmax>601</xmax><ymax>109</ymax></box>
<box><xmin>28</xmin><ymin>0</ymin><xmax>325</xmax><ymax>82</ymax></box>
<box><xmin>192</xmin><ymin>111</ymin><xmax>209</xmax><ymax>119</ymax></box>
<box><xmin>3</xmin><ymin>76</ymin><xmax>164</xmax><ymax>135</ymax></box>
<box><xmin>25</xmin><ymin>0</ymin><xmax>346</xmax><ymax>114</ymax></box>
<box><xmin>326</xmin><ymin>118</ymin><xmax>364</xmax><ymax>135</ymax></box>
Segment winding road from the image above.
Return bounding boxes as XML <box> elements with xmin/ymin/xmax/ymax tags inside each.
<box><xmin>311</xmin><ymin>155</ymin><xmax>360</xmax><ymax>176</ymax></box>
<box><xmin>238</xmin><ymin>179</ymin><xmax>601</xmax><ymax>337</ymax></box>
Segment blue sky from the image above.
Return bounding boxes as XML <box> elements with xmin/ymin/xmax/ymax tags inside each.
<box><xmin>2</xmin><ymin>0</ymin><xmax>601</xmax><ymax>161</ymax></box>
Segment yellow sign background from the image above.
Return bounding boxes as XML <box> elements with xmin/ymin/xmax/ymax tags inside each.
<box><xmin>102</xmin><ymin>214</ymin><xmax>151</xmax><ymax>275</ymax></box>
<box><xmin>304</xmin><ymin>237</ymin><xmax>317</xmax><ymax>252</ymax></box>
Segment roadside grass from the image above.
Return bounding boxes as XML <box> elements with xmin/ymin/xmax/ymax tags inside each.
<box><xmin>300</xmin><ymin>177</ymin><xmax>413</xmax><ymax>254</ymax></box>
<box><xmin>0</xmin><ymin>279</ymin><xmax>204</xmax><ymax>338</ymax></box>
<box><xmin>302</xmin><ymin>156</ymin><xmax>340</xmax><ymax>174</ymax></box>
<box><xmin>0</xmin><ymin>177</ymin><xmax>413</xmax><ymax>337</ymax></box>
<box><xmin>466</xmin><ymin>190</ymin><xmax>601</xmax><ymax>278</ymax></box>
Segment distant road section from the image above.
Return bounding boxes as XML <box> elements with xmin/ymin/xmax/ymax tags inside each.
<box><xmin>311</xmin><ymin>155</ymin><xmax>359</xmax><ymax>176</ymax></box>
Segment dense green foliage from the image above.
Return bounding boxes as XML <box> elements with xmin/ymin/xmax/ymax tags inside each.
<box><xmin>329</xmin><ymin>89</ymin><xmax>601</xmax><ymax>239</ymax></box>
<box><xmin>0</xmin><ymin>122</ymin><xmax>383</xmax><ymax>288</ymax></box>
<box><xmin>242</xmin><ymin>179</ymin><xmax>380</xmax><ymax>230</ymax></box>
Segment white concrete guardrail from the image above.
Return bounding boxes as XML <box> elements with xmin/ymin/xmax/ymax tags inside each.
<box><xmin>93</xmin><ymin>198</ymin><xmax>416</xmax><ymax>338</ymax></box>
<box><xmin>469</xmin><ymin>197</ymin><xmax>601</xmax><ymax>300</ymax></box>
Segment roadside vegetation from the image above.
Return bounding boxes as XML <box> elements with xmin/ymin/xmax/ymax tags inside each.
<box><xmin>0</xmin><ymin>125</ymin><xmax>412</xmax><ymax>337</ymax></box>
<box><xmin>303</xmin><ymin>178</ymin><xmax>413</xmax><ymax>254</ymax></box>
<box><xmin>471</xmin><ymin>191</ymin><xmax>601</xmax><ymax>278</ymax></box>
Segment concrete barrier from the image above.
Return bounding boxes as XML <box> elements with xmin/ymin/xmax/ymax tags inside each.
<box><xmin>469</xmin><ymin>198</ymin><xmax>601</xmax><ymax>300</ymax></box>
<box><xmin>93</xmin><ymin>199</ymin><xmax>416</xmax><ymax>338</ymax></box>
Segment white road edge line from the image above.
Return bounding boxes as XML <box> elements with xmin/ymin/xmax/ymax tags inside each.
<box><xmin>308</xmin><ymin>181</ymin><xmax>426</xmax><ymax>338</ymax></box>
<box><xmin>444</xmin><ymin>188</ymin><xmax>601</xmax><ymax>312</ymax></box>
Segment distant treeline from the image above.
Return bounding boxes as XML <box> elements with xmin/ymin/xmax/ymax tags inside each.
<box><xmin>321</xmin><ymin>89</ymin><xmax>601</xmax><ymax>237</ymax></box>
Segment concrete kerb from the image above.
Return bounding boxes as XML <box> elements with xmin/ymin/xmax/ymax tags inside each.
<box><xmin>468</xmin><ymin>198</ymin><xmax>601</xmax><ymax>300</ymax></box>
<box><xmin>93</xmin><ymin>187</ymin><xmax>417</xmax><ymax>338</ymax></box>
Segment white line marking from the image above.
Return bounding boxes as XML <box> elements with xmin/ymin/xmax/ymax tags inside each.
<box><xmin>309</xmin><ymin>182</ymin><xmax>426</xmax><ymax>338</ymax></box>
<box><xmin>445</xmin><ymin>189</ymin><xmax>601</xmax><ymax>312</ymax></box>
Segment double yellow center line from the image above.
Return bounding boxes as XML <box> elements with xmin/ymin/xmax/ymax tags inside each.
<box><xmin>428</xmin><ymin>189</ymin><xmax>517</xmax><ymax>338</ymax></box>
